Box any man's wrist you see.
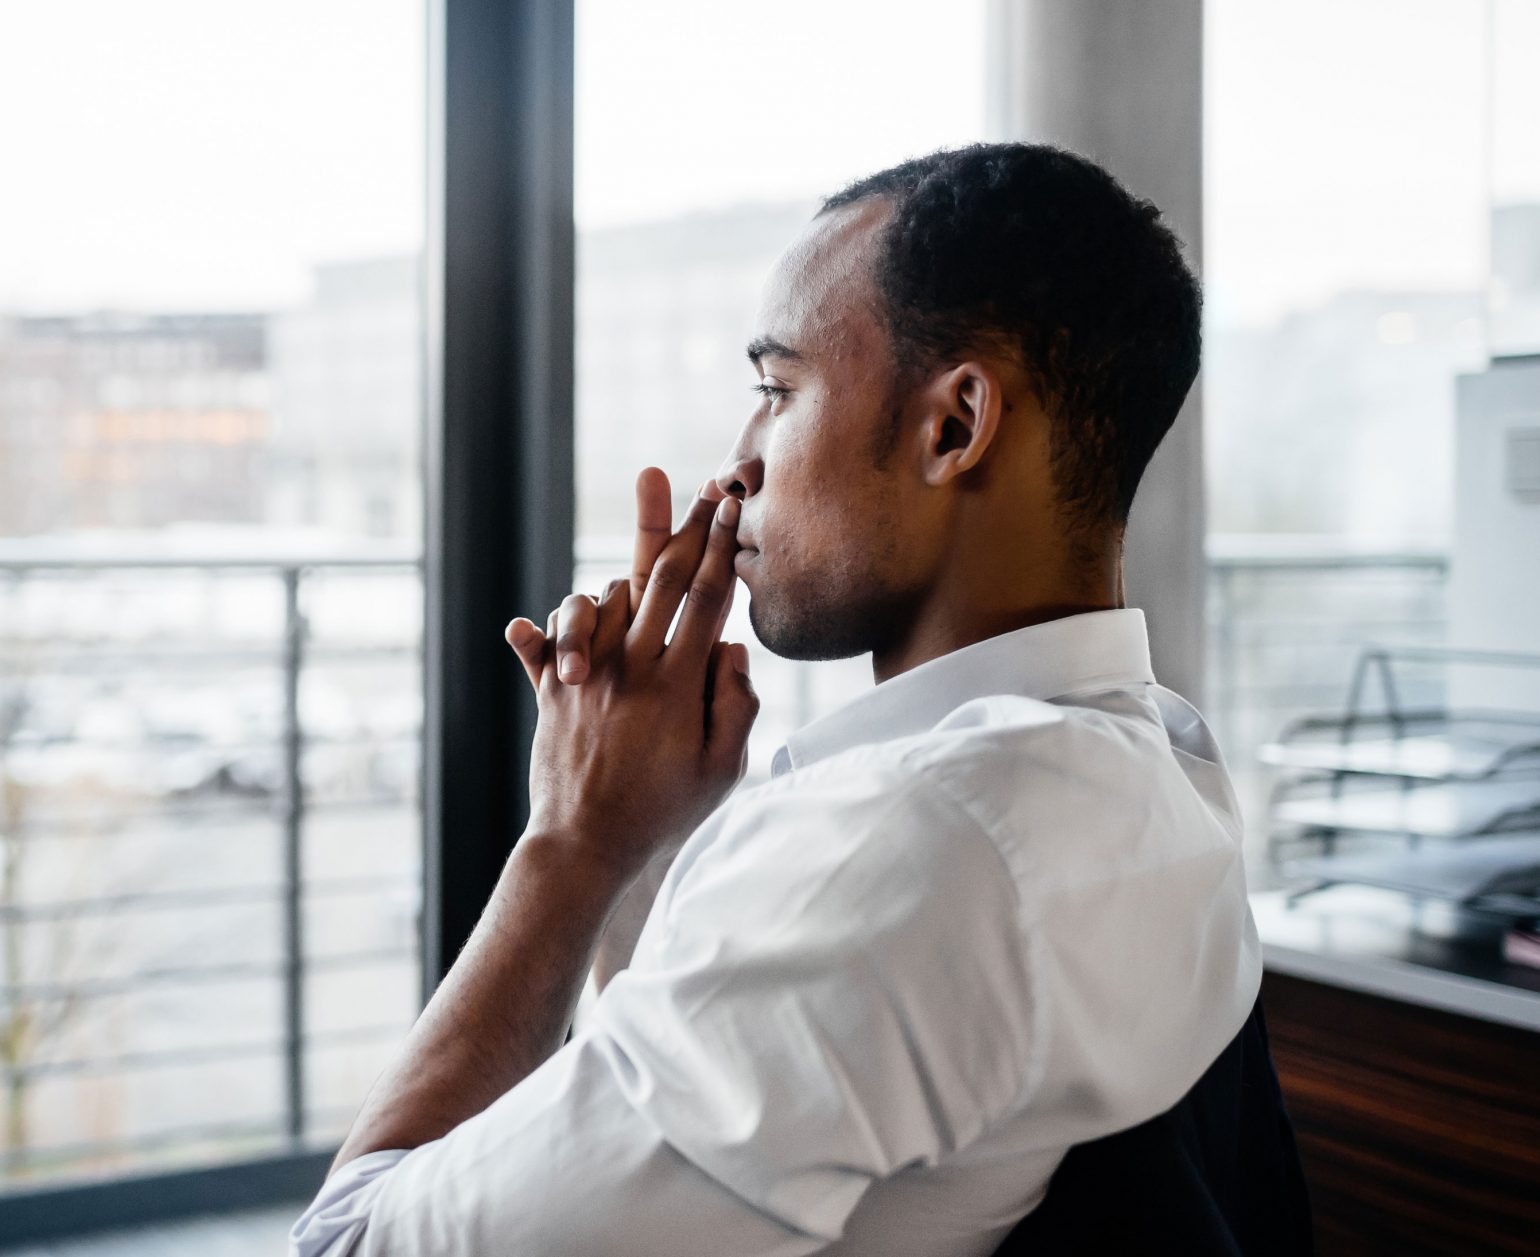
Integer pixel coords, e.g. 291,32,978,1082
511,823,644,908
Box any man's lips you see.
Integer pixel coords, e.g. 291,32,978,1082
733,522,759,573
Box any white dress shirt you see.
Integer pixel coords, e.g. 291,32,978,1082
291,607,1262,1256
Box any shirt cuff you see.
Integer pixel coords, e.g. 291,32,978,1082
289,1149,410,1257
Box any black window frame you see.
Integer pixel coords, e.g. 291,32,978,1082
0,0,574,1243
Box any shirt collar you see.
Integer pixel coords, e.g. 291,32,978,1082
770,607,1156,777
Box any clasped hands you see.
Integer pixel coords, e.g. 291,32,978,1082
504,468,759,886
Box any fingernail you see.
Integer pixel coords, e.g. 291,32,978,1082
559,656,582,680
717,497,740,524
730,643,750,675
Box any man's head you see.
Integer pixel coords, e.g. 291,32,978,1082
717,142,1201,668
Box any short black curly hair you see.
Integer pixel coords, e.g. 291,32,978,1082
821,142,1201,535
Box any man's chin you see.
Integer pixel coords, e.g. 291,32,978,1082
746,592,871,663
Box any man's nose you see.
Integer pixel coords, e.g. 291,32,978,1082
714,451,762,501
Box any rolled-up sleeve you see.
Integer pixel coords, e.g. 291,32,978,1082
291,766,1036,1256
291,1150,409,1255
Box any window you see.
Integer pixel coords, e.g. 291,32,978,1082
0,0,425,1196
1203,0,1540,879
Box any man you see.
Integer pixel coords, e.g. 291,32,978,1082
292,143,1308,1255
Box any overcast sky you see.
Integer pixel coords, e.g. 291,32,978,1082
0,0,1536,325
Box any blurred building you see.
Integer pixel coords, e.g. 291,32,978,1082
266,256,422,540
5,204,1525,558
0,259,427,545
575,200,814,540
1207,289,1487,542
0,314,268,535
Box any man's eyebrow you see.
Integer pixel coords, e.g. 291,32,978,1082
745,336,806,367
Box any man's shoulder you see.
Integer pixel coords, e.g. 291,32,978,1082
782,687,1168,778
772,691,1168,820
738,688,1235,903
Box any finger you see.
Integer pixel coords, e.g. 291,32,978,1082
505,617,546,690
543,608,560,689
713,571,736,643
630,467,673,617
591,577,630,662
706,641,758,777
627,489,720,656
667,495,741,663
555,593,600,684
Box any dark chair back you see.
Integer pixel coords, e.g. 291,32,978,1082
992,993,1313,1255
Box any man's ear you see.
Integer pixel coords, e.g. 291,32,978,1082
916,361,1003,486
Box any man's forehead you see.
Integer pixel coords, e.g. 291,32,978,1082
752,199,889,360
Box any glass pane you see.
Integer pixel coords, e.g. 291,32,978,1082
575,0,988,782
0,1,425,1191
1204,0,1493,880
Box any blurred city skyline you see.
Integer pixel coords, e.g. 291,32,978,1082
11,193,1536,547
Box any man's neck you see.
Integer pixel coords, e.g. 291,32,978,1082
871,595,1122,685
869,521,1126,684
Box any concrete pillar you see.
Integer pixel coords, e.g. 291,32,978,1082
986,0,1208,704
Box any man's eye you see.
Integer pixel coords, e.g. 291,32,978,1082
751,382,789,404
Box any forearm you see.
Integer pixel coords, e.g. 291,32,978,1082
330,829,634,1174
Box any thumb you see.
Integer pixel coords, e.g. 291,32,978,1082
707,641,759,768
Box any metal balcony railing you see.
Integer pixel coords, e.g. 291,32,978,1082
1205,535,1449,880
0,543,423,1184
